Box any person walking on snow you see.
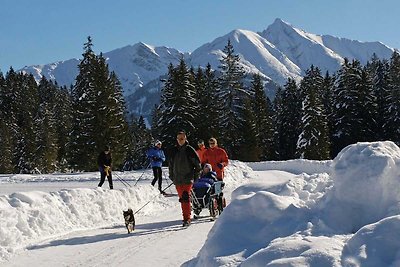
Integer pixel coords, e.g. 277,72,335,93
98,146,113,189
168,131,201,227
202,137,229,181
146,140,166,193
196,139,207,163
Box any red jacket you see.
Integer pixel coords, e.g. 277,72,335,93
202,146,228,180
196,146,207,163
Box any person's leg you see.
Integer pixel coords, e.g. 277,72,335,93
176,184,193,224
98,168,106,187
156,167,162,192
151,167,158,186
107,172,113,189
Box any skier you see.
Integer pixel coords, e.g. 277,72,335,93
146,140,166,193
168,130,201,227
98,146,113,189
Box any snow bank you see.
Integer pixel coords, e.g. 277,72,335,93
246,159,332,174
342,215,400,267
0,160,252,262
321,141,400,233
0,186,170,261
189,141,400,266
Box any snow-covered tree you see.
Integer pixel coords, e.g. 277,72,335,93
251,73,274,160
275,78,302,160
386,51,400,145
70,37,129,170
0,71,13,173
34,77,59,172
331,59,377,156
217,39,247,159
296,66,330,159
157,59,198,150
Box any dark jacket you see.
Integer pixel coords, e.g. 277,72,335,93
168,142,201,185
98,152,112,168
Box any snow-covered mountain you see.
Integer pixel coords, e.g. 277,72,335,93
20,18,394,121
21,42,184,96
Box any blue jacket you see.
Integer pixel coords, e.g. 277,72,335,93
193,172,217,189
146,146,166,167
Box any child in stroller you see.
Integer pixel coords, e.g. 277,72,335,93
191,163,225,220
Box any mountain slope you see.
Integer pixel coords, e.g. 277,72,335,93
19,19,395,121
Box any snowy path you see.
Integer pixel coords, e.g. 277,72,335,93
4,195,215,267
1,164,296,266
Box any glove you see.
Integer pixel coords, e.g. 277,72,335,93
153,156,159,161
104,165,111,176
217,163,223,169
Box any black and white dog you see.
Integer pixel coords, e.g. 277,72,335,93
123,208,135,233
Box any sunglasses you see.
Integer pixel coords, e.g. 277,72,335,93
209,142,215,145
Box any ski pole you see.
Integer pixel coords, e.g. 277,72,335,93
163,171,173,193
134,161,151,186
133,182,174,215
114,172,131,188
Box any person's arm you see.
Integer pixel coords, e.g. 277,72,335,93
188,146,201,179
160,150,166,162
216,149,229,169
168,148,175,182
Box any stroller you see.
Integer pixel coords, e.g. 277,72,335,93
191,176,226,220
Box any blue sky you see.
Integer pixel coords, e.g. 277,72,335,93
0,0,399,72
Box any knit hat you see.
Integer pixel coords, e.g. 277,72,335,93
154,140,162,146
204,163,212,171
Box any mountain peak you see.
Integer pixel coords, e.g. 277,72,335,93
261,18,297,37
271,18,292,27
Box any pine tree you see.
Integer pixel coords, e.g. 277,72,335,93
192,64,219,142
101,70,129,168
358,67,378,141
217,39,247,159
296,66,330,159
13,72,39,173
203,64,220,138
386,51,400,144
70,37,98,170
34,77,59,172
332,59,378,156
157,59,198,150
272,87,284,160
126,115,152,170
0,72,13,173
70,37,129,170
238,96,260,161
192,67,207,143
366,57,391,140
251,74,274,160
54,85,73,171
276,78,302,160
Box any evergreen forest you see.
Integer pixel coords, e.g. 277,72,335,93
0,38,399,173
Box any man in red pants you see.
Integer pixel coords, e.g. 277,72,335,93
168,131,201,227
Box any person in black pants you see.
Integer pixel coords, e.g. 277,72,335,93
146,140,166,193
98,146,113,189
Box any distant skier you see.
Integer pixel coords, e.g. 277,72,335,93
146,140,166,193
98,146,113,189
